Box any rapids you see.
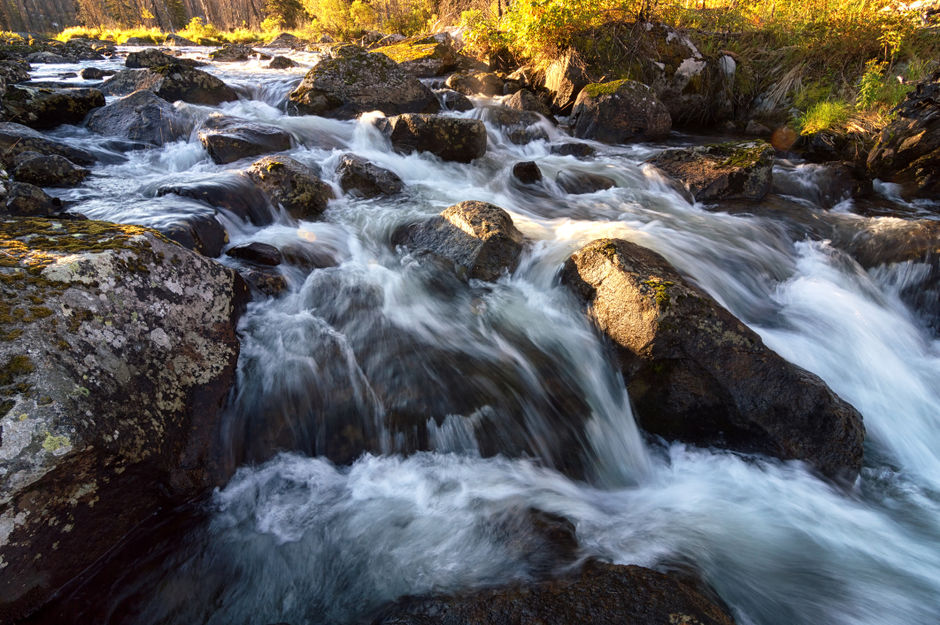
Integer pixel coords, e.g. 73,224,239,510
28,45,940,624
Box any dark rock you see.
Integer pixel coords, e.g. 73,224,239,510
370,38,458,77
337,153,403,198
12,154,89,187
561,238,865,480
157,175,275,226
280,241,341,270
647,141,774,202
0,122,95,167
372,560,736,625
389,114,487,163
0,86,104,130
100,65,238,105
511,161,542,184
392,200,523,281
244,155,334,220
435,88,473,112
86,90,194,146
772,161,871,208
125,48,202,68
0,58,30,86
198,116,293,165
123,36,157,45
239,265,289,297
98,69,162,96
445,70,505,97
164,33,197,46
504,88,553,118
867,68,940,198
480,106,548,145
226,241,283,266
551,142,596,158
79,67,112,80
571,79,671,143
556,170,615,194
288,45,440,119
268,55,296,69
210,43,260,62
2,181,62,216
26,50,69,63
266,33,306,49
157,212,229,257
0,218,246,621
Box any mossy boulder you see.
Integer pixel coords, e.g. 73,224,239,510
244,155,335,221
12,153,89,187
561,238,865,480
210,43,261,62
570,79,671,143
287,45,439,119
100,64,238,106
0,86,104,130
198,115,293,165
125,48,202,69
388,114,487,163
86,90,194,146
648,140,774,202
0,218,247,620
370,38,458,77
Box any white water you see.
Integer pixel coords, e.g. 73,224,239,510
33,47,940,625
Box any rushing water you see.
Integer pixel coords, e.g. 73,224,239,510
27,45,940,624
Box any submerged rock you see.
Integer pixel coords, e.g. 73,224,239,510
561,238,865,480
157,212,229,258
337,153,403,198
647,141,774,202
226,241,283,266
287,45,439,119
244,155,335,220
0,86,104,130
12,153,89,187
86,90,194,146
556,170,615,194
198,116,293,165
392,200,524,282
570,79,671,143
389,114,487,163
435,88,473,112
0,218,246,620
157,175,275,226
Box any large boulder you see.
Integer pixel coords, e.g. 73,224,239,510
0,218,246,620
287,45,440,119
648,141,774,202
0,86,104,130
244,155,335,220
0,122,95,168
337,153,403,198
12,153,89,187
1,182,62,216
157,212,229,258
445,70,505,97
504,88,553,118
542,50,589,113
373,560,736,625
571,79,671,143
867,68,940,198
100,65,238,105
156,175,275,226
265,32,306,49
86,90,194,146
561,238,865,480
370,38,458,77
388,114,487,163
125,48,202,68
198,116,293,165
392,201,523,282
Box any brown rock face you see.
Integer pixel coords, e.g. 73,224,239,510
388,114,487,163
372,560,736,625
561,238,865,480
100,64,238,105
647,141,774,202
571,79,671,143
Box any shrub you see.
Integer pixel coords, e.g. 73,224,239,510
798,100,851,134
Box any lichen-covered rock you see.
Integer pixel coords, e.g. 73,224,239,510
392,200,524,281
1,181,62,216
571,79,671,143
556,170,615,194
867,68,940,198
268,55,296,69
372,560,736,625
86,90,194,146
0,218,247,620
210,43,260,62
125,48,202,68
0,122,95,168
98,68,163,96
370,38,458,77
389,114,487,163
100,65,238,105
445,70,505,97
12,153,89,187
647,140,774,202
337,153,403,198
0,86,104,130
287,46,439,119
561,238,865,480
198,116,293,165
244,156,335,220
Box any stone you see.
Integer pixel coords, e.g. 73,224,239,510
268,55,296,69
336,153,403,198
561,238,865,480
445,71,505,97
435,88,473,112
157,212,229,258
288,45,439,119
0,86,104,130
198,116,293,165
164,33,197,46
0,59,31,86
480,106,548,145
12,154,89,187
2,181,62,216
392,200,524,282
647,141,774,202
0,218,247,621
266,33,306,49
125,48,202,68
86,90,194,146
571,79,671,143
550,142,596,158
556,170,615,194
388,114,487,163
0,122,95,168
504,88,553,118
239,265,289,297
542,50,589,113
210,43,260,62
100,65,238,105
512,161,542,185
226,241,283,266
370,38,458,77
244,156,335,221
79,67,112,80
157,175,275,226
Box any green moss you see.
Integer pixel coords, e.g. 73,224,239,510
709,141,771,169
42,432,70,452
0,354,34,386
643,278,674,309
372,42,439,64
583,79,631,98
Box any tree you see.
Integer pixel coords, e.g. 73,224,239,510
265,0,306,28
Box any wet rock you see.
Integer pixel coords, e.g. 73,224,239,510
157,175,275,226
2,181,62,216
86,90,194,146
571,79,671,143
123,36,157,45
0,58,31,86
79,67,112,80
445,70,505,97
392,200,524,281
0,86,104,130
226,241,283,266
551,142,596,158
542,50,589,113
648,141,774,202
371,38,458,77
98,68,162,96
337,153,403,198
244,155,334,220
0,218,246,621
210,43,260,62
389,114,487,163
157,212,229,257
435,88,473,112
101,65,238,105
12,153,89,187
288,45,439,119
239,265,289,297
867,68,940,198
0,122,95,167
480,106,548,145
512,161,542,184
164,33,197,46
26,50,69,63
561,238,865,480
772,161,871,208
556,170,615,194
125,48,202,68
198,116,293,165
268,55,296,69
266,32,306,49
372,560,736,625
504,88,553,118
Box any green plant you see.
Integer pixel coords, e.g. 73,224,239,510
798,100,851,134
